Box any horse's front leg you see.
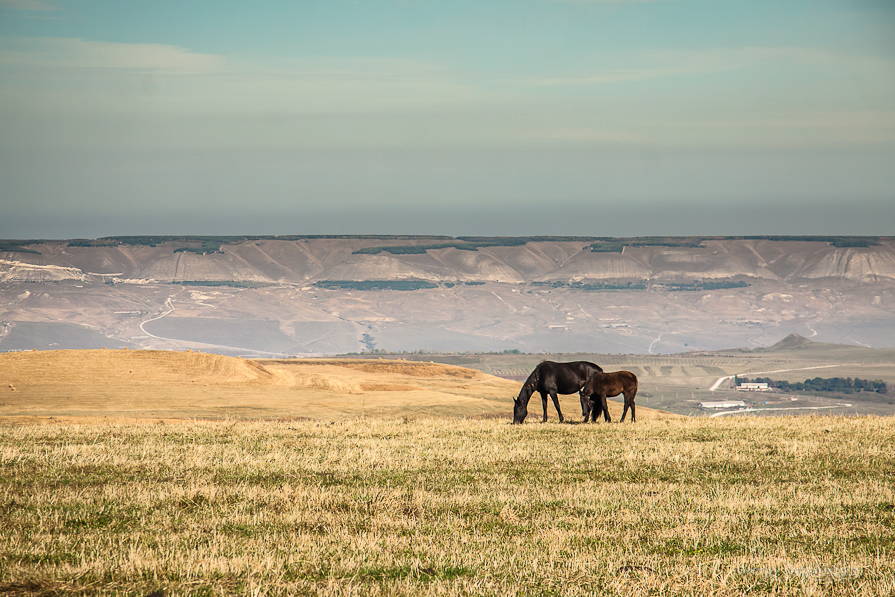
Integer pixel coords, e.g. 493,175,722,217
589,396,600,423
540,391,550,422
549,391,564,423
601,395,611,423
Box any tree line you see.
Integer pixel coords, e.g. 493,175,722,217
739,376,888,394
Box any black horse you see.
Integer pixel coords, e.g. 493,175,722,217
512,361,603,424
580,370,639,423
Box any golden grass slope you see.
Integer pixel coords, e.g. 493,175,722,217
0,349,675,422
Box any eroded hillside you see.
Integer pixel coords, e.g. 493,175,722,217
4,237,895,284
2,237,895,354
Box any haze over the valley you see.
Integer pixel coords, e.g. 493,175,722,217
2,236,894,356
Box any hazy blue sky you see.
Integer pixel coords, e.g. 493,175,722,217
1,0,893,238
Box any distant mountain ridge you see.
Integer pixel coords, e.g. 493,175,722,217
3,237,895,355
2,236,895,285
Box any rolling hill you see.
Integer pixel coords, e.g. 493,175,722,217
0,349,676,423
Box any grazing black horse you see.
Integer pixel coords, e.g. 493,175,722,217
580,370,639,423
512,361,603,424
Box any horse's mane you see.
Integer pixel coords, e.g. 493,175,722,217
525,364,543,387
516,364,542,402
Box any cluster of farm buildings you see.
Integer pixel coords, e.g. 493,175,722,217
699,381,771,410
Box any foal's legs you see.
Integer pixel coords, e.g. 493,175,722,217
586,395,599,422
579,391,591,422
582,394,609,423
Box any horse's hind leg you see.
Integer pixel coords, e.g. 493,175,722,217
550,391,564,423
621,386,638,422
579,391,590,422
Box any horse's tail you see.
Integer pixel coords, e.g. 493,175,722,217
626,372,638,404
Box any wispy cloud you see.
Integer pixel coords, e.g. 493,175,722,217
2,36,892,154
0,37,482,123
647,45,885,70
0,37,225,73
0,0,56,11
521,67,692,87
516,45,894,88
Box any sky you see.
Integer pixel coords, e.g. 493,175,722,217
1,0,893,239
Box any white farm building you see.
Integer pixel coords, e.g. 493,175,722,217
736,382,770,391
699,400,747,409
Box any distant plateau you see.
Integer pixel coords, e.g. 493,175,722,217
2,235,895,355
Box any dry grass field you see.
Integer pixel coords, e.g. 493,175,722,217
1,416,893,596
1,349,891,596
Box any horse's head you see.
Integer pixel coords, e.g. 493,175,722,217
512,383,534,424
581,371,600,397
